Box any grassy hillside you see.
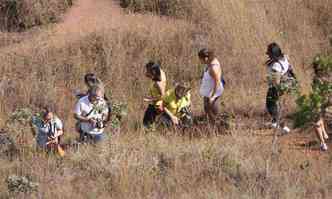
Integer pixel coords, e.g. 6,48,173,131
0,0,72,31
0,0,331,198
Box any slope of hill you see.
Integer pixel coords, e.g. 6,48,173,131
0,0,331,198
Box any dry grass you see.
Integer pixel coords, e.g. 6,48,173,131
0,0,332,198
0,0,72,31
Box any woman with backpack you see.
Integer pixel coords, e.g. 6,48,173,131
32,106,65,156
265,42,296,133
143,61,167,128
198,49,224,122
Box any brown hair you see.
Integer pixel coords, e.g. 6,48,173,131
42,105,56,118
198,48,215,62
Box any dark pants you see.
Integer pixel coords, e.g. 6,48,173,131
143,104,159,128
266,87,281,124
203,97,220,119
79,132,106,143
159,112,193,128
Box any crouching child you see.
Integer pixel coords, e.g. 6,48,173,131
159,83,193,128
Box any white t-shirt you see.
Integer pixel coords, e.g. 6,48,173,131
269,57,290,76
74,96,108,135
200,60,224,99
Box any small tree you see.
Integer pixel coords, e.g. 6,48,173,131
294,55,332,128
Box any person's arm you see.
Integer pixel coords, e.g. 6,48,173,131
156,80,166,97
74,102,95,124
209,65,221,100
163,107,179,125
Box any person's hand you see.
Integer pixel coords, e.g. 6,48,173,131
88,118,97,126
144,97,153,102
47,137,58,145
171,116,179,125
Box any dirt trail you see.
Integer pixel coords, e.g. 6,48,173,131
0,0,185,56
0,0,123,54
54,0,122,38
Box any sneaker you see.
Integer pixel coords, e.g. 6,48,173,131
320,143,328,151
282,126,290,134
271,122,278,128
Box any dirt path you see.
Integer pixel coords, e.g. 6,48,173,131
54,0,122,38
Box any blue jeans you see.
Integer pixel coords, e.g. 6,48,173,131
80,133,106,143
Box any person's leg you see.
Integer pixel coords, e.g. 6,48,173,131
143,105,158,128
203,97,217,122
210,97,220,116
266,87,280,126
203,97,210,116
314,118,328,150
320,119,329,139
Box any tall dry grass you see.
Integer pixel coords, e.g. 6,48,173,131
0,0,331,198
0,0,72,31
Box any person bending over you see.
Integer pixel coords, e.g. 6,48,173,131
143,61,167,128
160,83,192,127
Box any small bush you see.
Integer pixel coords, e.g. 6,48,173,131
294,55,332,127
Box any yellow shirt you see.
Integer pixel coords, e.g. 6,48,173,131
149,83,163,107
163,89,191,117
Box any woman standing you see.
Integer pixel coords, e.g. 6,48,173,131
143,61,167,128
198,49,224,122
265,42,294,133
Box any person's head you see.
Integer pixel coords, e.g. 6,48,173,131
42,105,55,122
84,73,99,88
266,42,284,60
145,61,161,81
198,48,215,64
174,83,191,100
88,86,104,104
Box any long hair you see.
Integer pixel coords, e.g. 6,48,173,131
265,42,284,65
146,61,161,81
198,48,216,62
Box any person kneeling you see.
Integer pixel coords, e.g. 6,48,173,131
74,86,109,143
32,106,65,156
160,84,193,128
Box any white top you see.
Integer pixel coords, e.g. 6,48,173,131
200,61,224,99
268,57,290,76
74,96,109,135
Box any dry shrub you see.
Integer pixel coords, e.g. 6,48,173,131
0,0,72,31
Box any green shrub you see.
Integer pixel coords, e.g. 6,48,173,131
294,55,332,127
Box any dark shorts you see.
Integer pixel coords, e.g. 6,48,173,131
143,104,160,128
203,96,220,115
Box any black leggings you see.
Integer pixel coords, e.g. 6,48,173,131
266,87,281,123
143,105,159,128
203,97,220,116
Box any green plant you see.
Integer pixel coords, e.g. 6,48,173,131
294,55,332,127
